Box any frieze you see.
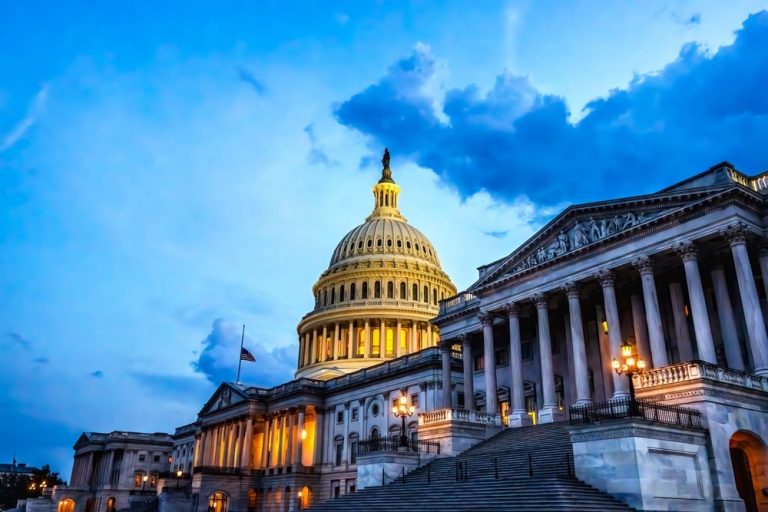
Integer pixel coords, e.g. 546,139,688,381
570,426,706,445
508,211,653,275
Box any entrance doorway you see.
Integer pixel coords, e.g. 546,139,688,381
729,430,768,512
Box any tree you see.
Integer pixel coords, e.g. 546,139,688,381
0,466,65,510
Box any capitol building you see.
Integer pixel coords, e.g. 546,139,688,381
30,155,768,512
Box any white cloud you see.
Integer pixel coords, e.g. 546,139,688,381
0,84,48,152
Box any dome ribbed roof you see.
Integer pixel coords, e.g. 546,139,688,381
329,218,441,267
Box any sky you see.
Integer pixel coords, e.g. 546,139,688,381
1,0,768,476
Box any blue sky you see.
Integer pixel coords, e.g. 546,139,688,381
2,1,767,476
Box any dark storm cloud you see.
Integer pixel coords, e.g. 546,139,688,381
335,12,768,205
192,318,296,388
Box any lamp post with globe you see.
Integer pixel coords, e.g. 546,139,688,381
392,394,416,448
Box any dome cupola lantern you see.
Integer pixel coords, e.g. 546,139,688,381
368,148,405,222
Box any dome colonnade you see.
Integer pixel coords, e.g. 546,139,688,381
296,149,457,379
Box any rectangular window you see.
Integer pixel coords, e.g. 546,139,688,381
410,394,419,408
133,473,143,487
336,411,344,424
400,329,407,349
357,328,366,356
521,342,533,361
138,454,146,462
385,328,394,356
350,442,358,464
495,348,508,366
474,355,484,371
457,392,465,408
351,408,358,421
153,455,160,463
335,443,343,466
372,329,381,357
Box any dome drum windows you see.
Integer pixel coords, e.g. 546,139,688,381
387,281,394,299
374,281,381,299
362,282,369,299
400,282,407,299
423,285,429,303
339,285,345,302
350,283,356,301
412,283,419,302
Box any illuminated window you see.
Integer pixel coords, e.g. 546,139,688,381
374,281,381,299
357,328,366,356
350,283,356,300
411,394,419,407
149,473,158,487
208,492,228,512
399,282,406,299
106,498,116,512
412,284,418,301
399,328,407,350
372,329,381,357
385,328,394,356
133,473,143,487
362,282,368,299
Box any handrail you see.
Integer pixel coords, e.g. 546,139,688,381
358,436,441,455
569,398,702,428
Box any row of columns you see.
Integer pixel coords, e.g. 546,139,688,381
445,225,768,425
299,320,435,368
314,280,443,309
196,416,253,469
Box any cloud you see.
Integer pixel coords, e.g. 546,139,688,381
90,370,104,378
483,230,508,239
0,85,48,152
193,318,297,388
335,12,768,205
6,332,31,350
33,357,49,365
303,123,338,166
236,66,267,95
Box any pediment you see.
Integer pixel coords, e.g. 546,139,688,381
199,383,247,416
471,186,740,290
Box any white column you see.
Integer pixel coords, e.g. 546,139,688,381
675,241,717,364
286,411,295,468
396,319,402,357
722,223,768,375
596,271,629,398
241,417,252,469
364,320,371,358
711,264,746,370
342,403,351,464
759,246,768,301
294,407,305,467
411,322,418,352
348,320,354,358
440,342,452,408
563,283,592,404
534,293,562,423
313,408,324,466
630,293,652,363
321,326,328,362
461,334,475,411
506,303,530,426
633,256,668,367
669,281,694,362
479,312,498,414
334,323,340,360
311,329,318,364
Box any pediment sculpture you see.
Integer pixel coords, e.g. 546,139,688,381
509,211,651,275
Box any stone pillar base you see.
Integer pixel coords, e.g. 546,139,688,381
508,411,533,428
356,452,420,491
418,408,502,456
538,406,564,424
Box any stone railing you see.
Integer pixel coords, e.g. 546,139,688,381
418,408,502,427
301,298,437,321
633,361,768,392
438,292,478,315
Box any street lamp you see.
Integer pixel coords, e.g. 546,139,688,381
175,469,182,488
392,394,416,447
611,340,646,415
297,490,303,511
141,474,148,491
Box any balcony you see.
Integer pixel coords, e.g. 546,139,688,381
633,360,768,392
418,408,502,427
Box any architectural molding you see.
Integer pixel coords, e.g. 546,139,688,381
570,426,706,446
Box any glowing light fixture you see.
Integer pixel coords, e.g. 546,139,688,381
301,428,307,441
602,320,609,334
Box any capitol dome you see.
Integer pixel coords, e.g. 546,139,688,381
296,149,457,380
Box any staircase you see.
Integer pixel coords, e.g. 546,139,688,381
307,422,633,511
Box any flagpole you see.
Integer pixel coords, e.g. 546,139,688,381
236,324,245,383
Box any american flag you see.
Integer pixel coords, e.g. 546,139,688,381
240,347,256,362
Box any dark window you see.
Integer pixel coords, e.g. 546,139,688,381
335,443,343,466
350,442,358,464
400,282,406,299
387,281,394,299
337,411,344,424
339,285,345,302
495,348,508,366
457,392,465,408
362,282,368,299
551,335,560,355
406,241,411,249
474,355,485,371
433,288,438,305
387,239,392,247
521,342,533,360
138,455,146,462
153,455,160,463
374,281,381,299
350,283,356,300
588,369,595,398
371,404,380,417
397,240,402,248
371,427,380,439
411,394,419,407
324,289,328,306
423,285,429,303
555,375,565,410
351,408,358,421
377,239,382,247
331,288,335,304
412,284,418,301
367,239,372,248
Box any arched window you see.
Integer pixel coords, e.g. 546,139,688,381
406,241,411,249
387,281,394,299
330,288,335,305
423,285,429,303
370,426,380,439
362,282,368,299
412,283,418,301
323,289,328,306
433,288,438,305
106,498,116,512
400,282,406,299
57,500,75,512
374,281,381,299
377,239,382,247
209,492,228,512
387,239,392,247
339,285,345,302
350,283,356,300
